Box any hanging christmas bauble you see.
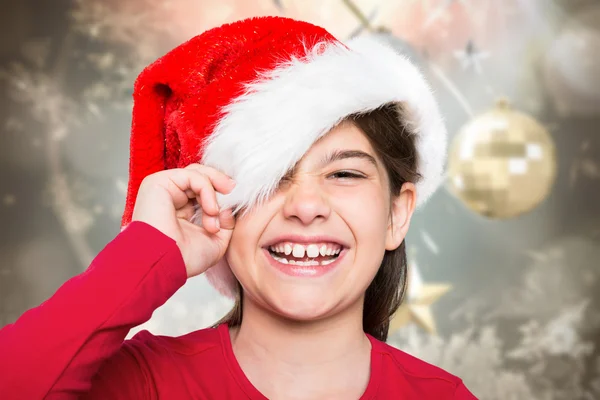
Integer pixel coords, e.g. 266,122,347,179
447,99,557,219
543,4,600,117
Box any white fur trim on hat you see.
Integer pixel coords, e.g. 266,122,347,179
200,35,447,297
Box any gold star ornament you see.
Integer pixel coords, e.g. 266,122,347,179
389,262,452,335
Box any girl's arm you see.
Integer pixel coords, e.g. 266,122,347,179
0,221,187,399
455,382,478,399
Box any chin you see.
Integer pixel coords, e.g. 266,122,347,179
263,285,340,322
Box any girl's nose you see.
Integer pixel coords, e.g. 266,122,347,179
281,178,331,225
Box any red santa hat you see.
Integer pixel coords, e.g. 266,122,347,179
121,16,447,297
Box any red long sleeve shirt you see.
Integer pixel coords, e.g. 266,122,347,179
0,221,478,399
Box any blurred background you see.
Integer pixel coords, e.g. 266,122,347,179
1,0,599,398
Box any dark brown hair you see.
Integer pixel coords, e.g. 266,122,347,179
214,102,421,342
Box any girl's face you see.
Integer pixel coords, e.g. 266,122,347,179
226,121,415,321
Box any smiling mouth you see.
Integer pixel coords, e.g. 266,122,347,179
266,245,342,266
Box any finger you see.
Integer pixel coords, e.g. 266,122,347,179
184,164,236,194
164,177,196,210
182,170,220,216
218,208,236,230
196,175,220,217
167,170,219,216
138,173,187,210
202,209,220,234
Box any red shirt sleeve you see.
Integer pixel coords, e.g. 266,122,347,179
455,381,478,399
0,221,187,399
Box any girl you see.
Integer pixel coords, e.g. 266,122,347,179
0,17,477,399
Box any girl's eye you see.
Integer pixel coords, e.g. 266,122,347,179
329,171,365,179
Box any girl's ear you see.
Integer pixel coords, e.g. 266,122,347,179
385,182,416,251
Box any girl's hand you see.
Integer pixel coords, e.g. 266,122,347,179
131,164,236,278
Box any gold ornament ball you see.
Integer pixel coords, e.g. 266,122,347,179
447,100,557,219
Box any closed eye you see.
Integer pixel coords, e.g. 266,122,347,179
329,170,365,179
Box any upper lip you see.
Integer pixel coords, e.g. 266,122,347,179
263,234,350,248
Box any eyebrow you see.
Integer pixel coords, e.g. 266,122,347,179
319,149,378,168
283,149,378,179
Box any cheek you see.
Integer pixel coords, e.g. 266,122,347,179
335,187,389,275
334,185,389,234
225,208,274,286
226,219,257,279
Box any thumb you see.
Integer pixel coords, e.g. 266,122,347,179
218,208,236,230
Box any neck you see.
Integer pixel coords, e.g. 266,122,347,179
229,295,372,399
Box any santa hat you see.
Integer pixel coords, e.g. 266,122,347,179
121,16,447,297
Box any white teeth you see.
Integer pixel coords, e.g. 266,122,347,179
320,245,327,256
292,244,305,258
270,242,343,258
269,252,340,266
288,259,321,266
306,244,319,258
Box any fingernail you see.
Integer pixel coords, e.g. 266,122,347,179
214,217,220,230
